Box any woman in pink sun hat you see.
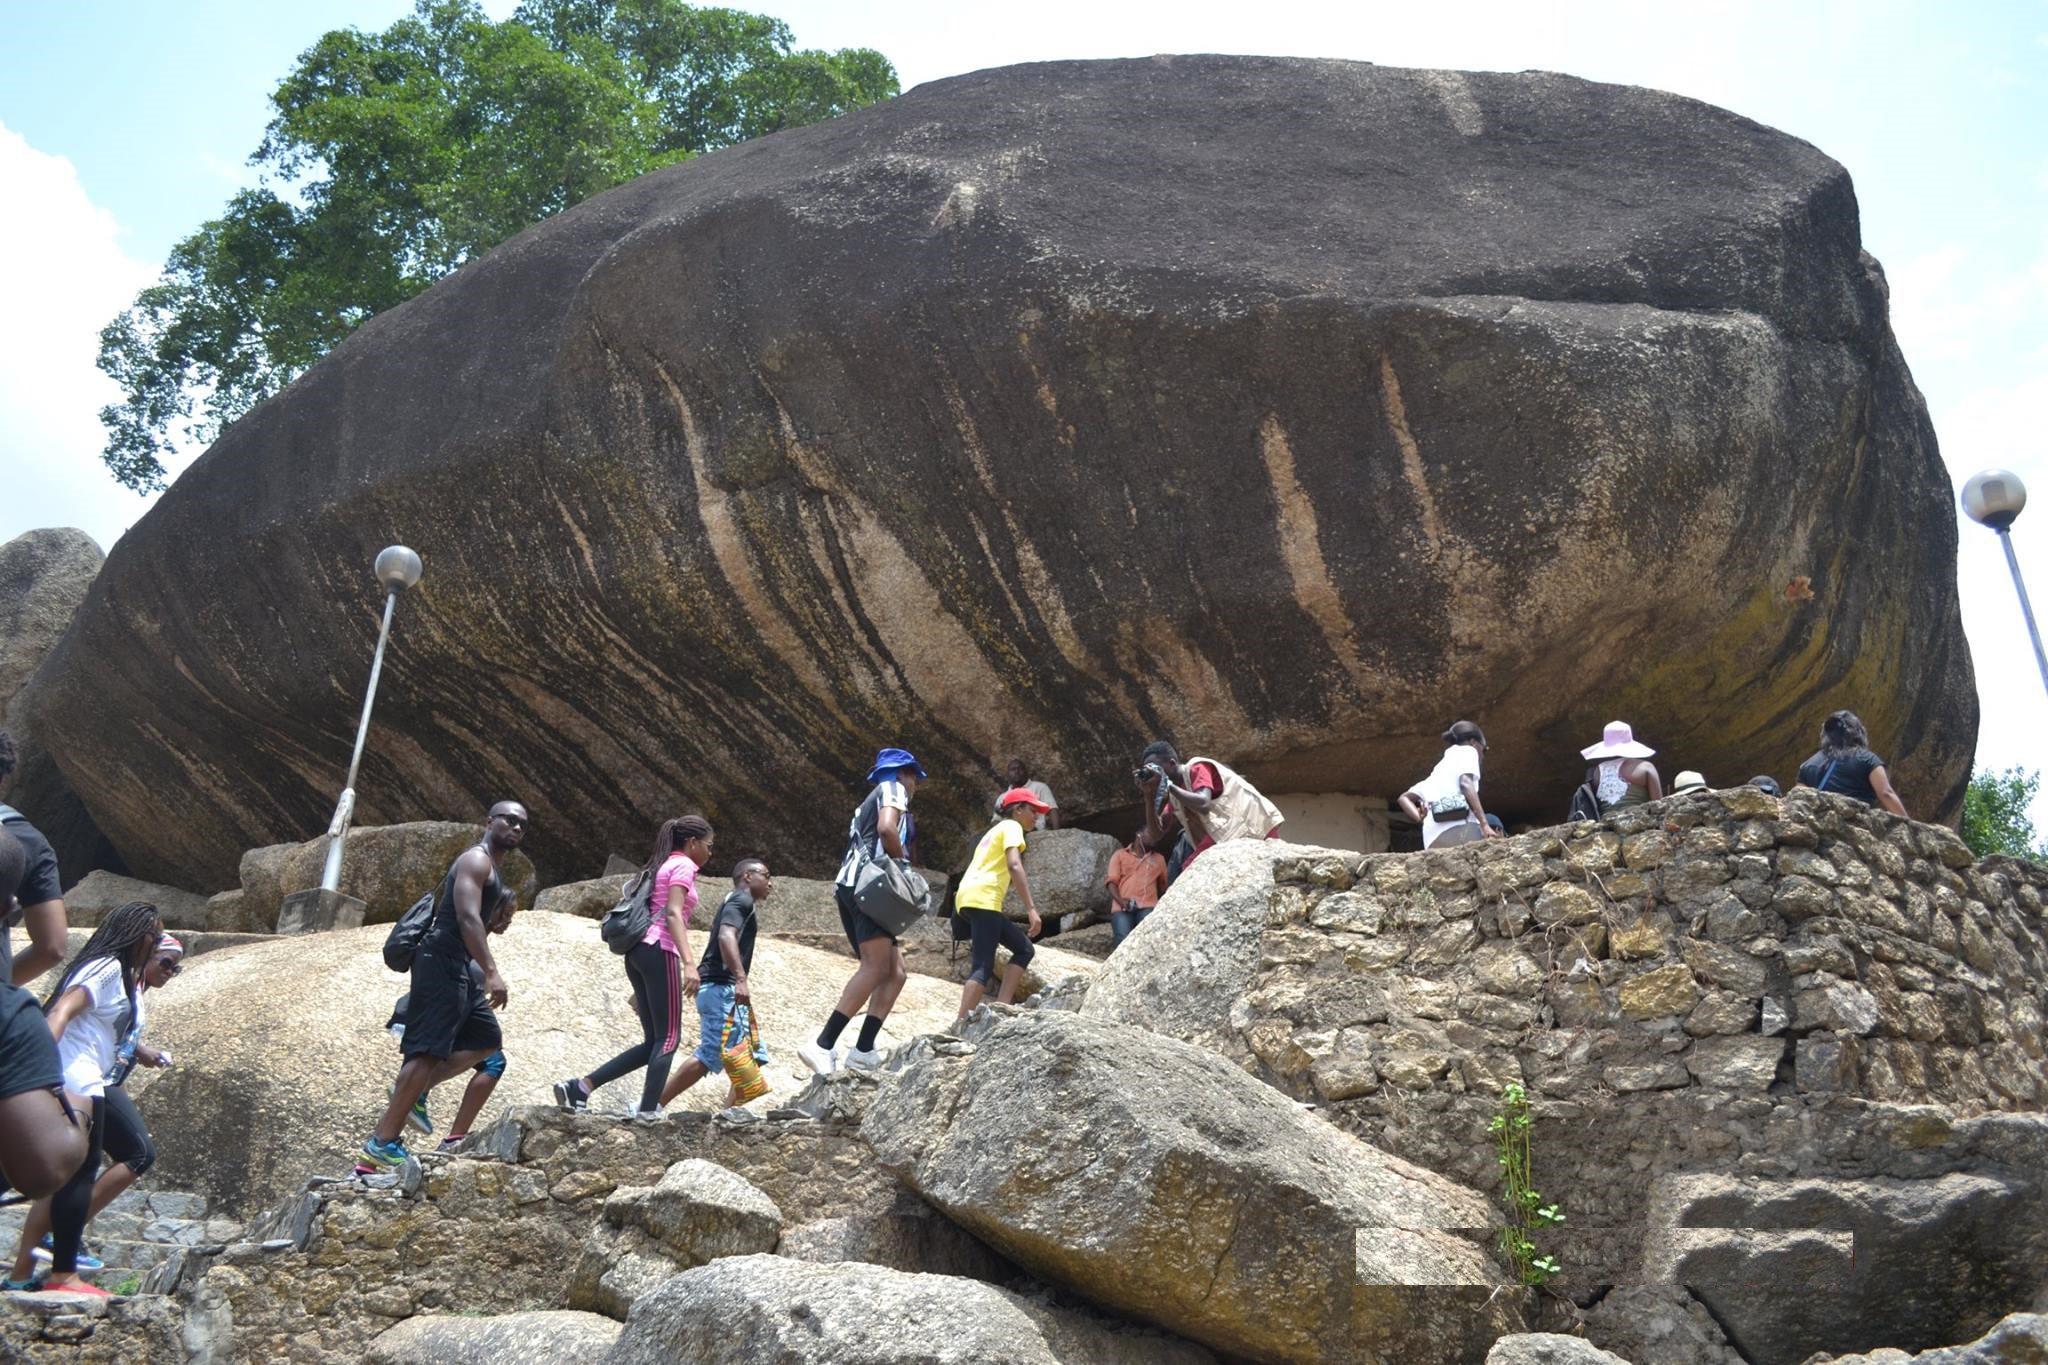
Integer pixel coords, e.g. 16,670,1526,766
1580,721,1664,815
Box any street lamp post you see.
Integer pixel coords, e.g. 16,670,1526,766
318,545,425,892
1962,469,2048,701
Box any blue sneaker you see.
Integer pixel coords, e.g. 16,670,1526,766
390,1084,432,1135
2,1276,42,1292
29,1236,102,1272
354,1135,410,1175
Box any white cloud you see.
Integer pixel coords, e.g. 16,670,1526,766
0,121,163,552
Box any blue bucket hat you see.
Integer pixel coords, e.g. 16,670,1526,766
866,747,928,784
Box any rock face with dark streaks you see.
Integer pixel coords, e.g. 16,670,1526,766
21,56,1975,889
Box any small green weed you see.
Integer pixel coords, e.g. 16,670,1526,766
1488,1082,1565,1287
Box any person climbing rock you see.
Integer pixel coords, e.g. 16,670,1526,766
1136,741,1283,872
1796,710,1908,817
1104,827,1167,948
996,757,1060,830
660,858,771,1110
386,887,517,1151
1397,721,1499,849
0,731,71,988
0,828,86,1205
799,748,925,1076
953,790,1047,1025
555,815,712,1119
23,932,182,1278
359,802,525,1174
1580,721,1664,813
5,900,164,1297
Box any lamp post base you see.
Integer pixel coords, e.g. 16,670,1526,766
277,888,368,935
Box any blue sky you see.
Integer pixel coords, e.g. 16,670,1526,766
3,0,2045,820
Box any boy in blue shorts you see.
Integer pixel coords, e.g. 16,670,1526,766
661,859,771,1111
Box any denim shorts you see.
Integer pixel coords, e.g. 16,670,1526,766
694,982,768,1071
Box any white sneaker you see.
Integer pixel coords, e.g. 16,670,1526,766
621,1106,665,1122
797,1040,835,1076
843,1046,885,1071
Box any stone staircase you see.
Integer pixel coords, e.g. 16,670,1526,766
0,1187,240,1289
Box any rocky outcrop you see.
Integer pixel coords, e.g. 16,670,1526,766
64,870,211,930
1576,1286,1744,1365
862,1010,1518,1364
21,56,1973,892
1000,828,1119,927
368,1311,620,1365
567,1158,783,1318
0,1290,184,1363
131,912,969,1215
1485,1337,1632,1365
606,1255,1217,1365
1811,1313,2048,1363
0,527,117,885
273,822,538,924
1082,788,2048,1360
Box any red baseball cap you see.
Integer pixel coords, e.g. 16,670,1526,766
996,786,1052,814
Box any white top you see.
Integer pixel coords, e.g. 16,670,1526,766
835,779,911,888
1413,744,1482,849
57,958,133,1099
995,779,1057,831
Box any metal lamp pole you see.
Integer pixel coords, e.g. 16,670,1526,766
1962,470,2048,700
319,545,425,892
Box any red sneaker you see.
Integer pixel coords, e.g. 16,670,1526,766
42,1280,113,1298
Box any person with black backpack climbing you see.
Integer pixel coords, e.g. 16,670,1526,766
384,886,517,1150
798,748,926,1077
358,801,526,1175
553,815,713,1119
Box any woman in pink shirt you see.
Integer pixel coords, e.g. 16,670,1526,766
554,814,713,1118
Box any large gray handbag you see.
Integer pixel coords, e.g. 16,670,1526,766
852,854,933,937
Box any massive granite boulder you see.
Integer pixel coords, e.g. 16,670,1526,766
21,56,1975,890
0,527,118,885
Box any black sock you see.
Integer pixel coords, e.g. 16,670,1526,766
856,1015,885,1052
817,1010,852,1050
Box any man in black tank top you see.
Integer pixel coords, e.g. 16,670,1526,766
359,801,528,1172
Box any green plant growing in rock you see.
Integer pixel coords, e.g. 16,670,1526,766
1489,1082,1564,1286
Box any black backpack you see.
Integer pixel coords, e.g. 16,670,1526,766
1567,778,1602,824
383,886,439,972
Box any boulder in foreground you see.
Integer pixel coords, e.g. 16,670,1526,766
863,1010,1517,1364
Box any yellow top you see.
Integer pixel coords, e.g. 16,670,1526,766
955,818,1027,911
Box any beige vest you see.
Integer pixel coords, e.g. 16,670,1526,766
1172,757,1283,845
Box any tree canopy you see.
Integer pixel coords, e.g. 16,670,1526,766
1960,765,2047,862
97,0,897,491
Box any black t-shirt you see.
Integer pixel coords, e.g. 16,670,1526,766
0,807,64,982
1798,748,1885,806
422,850,505,961
697,889,758,986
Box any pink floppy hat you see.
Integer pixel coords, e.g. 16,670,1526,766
1581,721,1656,761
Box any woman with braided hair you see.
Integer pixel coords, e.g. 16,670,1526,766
554,815,713,1118
4,900,163,1296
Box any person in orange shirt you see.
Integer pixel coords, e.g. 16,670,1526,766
1104,829,1168,949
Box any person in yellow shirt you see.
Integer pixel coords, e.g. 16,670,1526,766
953,788,1048,1025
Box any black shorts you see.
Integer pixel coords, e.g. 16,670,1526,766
403,949,501,1060
836,882,897,950
963,907,1034,985
0,982,60,1101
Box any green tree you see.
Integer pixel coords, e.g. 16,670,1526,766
1960,766,2048,861
97,0,896,491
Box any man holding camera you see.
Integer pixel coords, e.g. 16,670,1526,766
1135,741,1284,873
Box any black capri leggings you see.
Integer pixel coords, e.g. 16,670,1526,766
101,1084,155,1177
964,908,1035,986
584,941,684,1114
49,1095,104,1274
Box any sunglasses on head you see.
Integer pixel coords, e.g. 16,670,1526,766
155,958,181,976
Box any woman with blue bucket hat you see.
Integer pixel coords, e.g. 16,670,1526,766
798,747,926,1075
